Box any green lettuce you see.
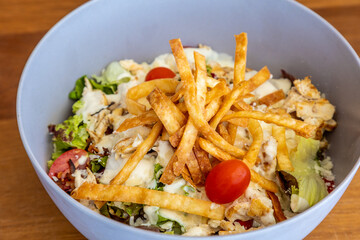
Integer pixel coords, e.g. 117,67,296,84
69,76,86,100
90,156,108,173
182,185,195,196
68,62,131,99
49,114,89,160
151,163,165,191
91,61,131,94
100,202,143,221
157,214,184,235
289,137,328,212
72,100,84,113
206,65,212,77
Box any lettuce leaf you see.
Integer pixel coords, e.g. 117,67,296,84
99,202,144,222
289,137,328,212
72,100,84,113
68,62,131,100
48,114,89,160
157,214,184,235
91,61,131,94
151,163,165,191
90,156,108,173
69,76,86,100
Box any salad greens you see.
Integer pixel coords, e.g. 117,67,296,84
90,156,108,173
157,214,184,235
100,202,144,221
49,114,89,160
69,62,131,99
289,137,328,212
152,163,165,191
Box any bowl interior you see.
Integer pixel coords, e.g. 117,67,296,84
17,0,360,238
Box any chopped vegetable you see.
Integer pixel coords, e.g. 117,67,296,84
90,156,108,173
69,76,86,100
48,115,89,159
152,163,165,191
289,137,328,212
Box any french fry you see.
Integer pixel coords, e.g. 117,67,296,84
169,97,221,148
127,78,179,101
218,123,231,143
272,125,294,171
233,33,248,86
204,97,222,121
147,88,186,135
209,66,270,129
221,110,317,138
160,127,169,141
194,51,208,112
243,119,263,168
170,38,246,158
125,98,146,115
172,118,198,176
227,123,238,145
255,89,285,106
193,140,212,178
172,52,207,177
250,170,278,193
184,151,203,184
162,98,221,184
126,79,179,115
206,76,221,88
181,166,196,188
259,89,285,106
234,99,252,111
116,110,158,132
266,191,287,222
160,153,178,184
226,118,248,128
72,182,225,220
235,93,255,102
198,137,235,161
169,125,185,147
110,122,162,185
205,80,230,105
171,84,185,102
176,102,187,113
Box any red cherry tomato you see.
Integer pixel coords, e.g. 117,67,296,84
235,219,253,230
322,177,335,193
205,159,250,204
145,67,176,81
48,149,88,180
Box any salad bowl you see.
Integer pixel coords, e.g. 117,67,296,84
17,0,360,239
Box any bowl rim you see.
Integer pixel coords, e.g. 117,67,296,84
16,0,360,239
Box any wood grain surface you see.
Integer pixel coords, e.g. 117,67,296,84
0,0,359,239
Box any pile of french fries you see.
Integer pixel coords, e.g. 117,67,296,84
72,33,318,222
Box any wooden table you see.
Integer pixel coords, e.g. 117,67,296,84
0,0,359,239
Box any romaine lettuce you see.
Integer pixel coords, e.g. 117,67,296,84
91,61,131,94
69,76,86,100
68,62,131,99
289,137,328,212
151,163,165,191
48,114,89,160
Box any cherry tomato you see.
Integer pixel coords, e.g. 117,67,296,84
145,67,176,81
205,159,250,204
322,177,335,193
48,149,88,180
236,219,253,230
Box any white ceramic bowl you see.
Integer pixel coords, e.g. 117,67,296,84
17,0,360,239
